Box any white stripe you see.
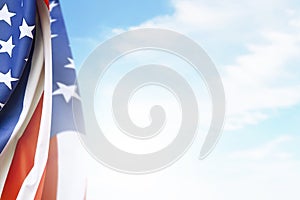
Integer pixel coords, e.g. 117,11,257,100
56,132,87,200
16,0,53,199
0,19,45,194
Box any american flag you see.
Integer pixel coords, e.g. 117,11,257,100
0,0,85,199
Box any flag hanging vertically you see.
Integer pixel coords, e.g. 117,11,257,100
0,0,85,199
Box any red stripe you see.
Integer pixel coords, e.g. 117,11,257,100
41,136,58,200
35,167,47,200
33,137,59,199
44,0,49,7
84,182,87,200
1,96,43,200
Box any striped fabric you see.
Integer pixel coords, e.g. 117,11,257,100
0,0,85,199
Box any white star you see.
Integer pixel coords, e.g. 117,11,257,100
24,58,28,62
64,58,75,69
53,82,80,103
0,69,18,90
0,102,4,109
51,34,58,39
0,4,16,26
19,18,35,39
50,16,57,24
49,1,58,12
0,36,15,57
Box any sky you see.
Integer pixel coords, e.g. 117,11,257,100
58,0,300,199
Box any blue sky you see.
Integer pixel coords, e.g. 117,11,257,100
57,0,300,199
61,0,173,32
60,1,173,65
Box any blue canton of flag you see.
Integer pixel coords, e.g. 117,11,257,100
0,0,36,153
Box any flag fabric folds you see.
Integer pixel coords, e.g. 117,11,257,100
0,0,85,199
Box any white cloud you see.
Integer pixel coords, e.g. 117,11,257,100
110,0,300,130
224,30,300,129
229,135,293,160
131,0,238,31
